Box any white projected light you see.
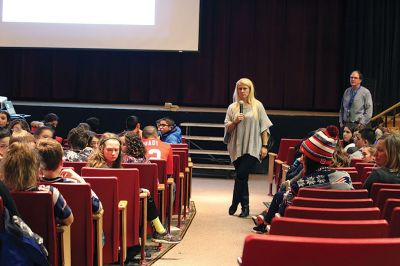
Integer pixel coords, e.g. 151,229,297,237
0,0,200,51
2,0,155,25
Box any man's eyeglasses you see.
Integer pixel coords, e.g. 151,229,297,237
157,124,170,127
350,76,360,80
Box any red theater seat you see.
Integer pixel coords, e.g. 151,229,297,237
285,206,380,220
292,197,374,208
297,187,368,199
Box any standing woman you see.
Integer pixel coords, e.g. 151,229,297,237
224,78,273,217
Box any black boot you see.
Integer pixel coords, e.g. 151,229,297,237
228,204,238,215
238,206,249,218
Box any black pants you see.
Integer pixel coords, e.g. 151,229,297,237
147,196,159,221
232,154,258,208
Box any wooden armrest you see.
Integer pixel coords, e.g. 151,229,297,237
188,162,193,167
268,152,277,157
275,159,284,165
92,209,104,266
118,200,127,264
282,163,290,171
140,192,148,262
188,157,192,162
167,177,174,185
57,224,71,266
158,184,165,191
118,200,128,210
179,172,184,179
185,167,189,173
140,192,148,199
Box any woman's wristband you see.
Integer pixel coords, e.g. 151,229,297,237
262,145,268,148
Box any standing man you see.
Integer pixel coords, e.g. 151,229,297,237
339,70,373,128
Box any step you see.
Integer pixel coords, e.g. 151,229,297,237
189,149,229,155
193,163,234,170
183,135,224,141
180,122,225,128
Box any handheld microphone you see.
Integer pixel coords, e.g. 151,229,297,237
239,100,244,114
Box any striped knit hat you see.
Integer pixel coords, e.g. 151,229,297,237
300,125,339,165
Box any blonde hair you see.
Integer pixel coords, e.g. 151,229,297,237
1,142,39,191
232,78,260,119
87,132,122,168
382,133,400,172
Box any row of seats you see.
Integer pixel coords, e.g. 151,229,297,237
239,185,400,266
5,144,192,266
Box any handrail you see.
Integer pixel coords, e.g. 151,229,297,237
370,101,400,122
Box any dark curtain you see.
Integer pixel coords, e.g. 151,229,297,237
343,0,400,111
1,0,396,112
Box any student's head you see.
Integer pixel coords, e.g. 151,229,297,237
1,142,40,191
300,125,339,174
156,117,175,135
85,117,100,133
88,132,100,150
361,146,376,163
67,126,90,150
10,131,36,148
43,113,59,128
88,133,122,168
142,126,159,139
342,122,357,143
332,144,350,167
0,128,11,161
34,126,54,140
77,122,90,131
36,138,63,171
375,133,400,171
0,110,10,128
125,131,146,159
9,119,31,133
126,116,140,131
30,121,45,133
354,127,375,148
350,70,363,88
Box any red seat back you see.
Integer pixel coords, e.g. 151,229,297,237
292,197,374,208
381,198,400,221
81,167,140,247
51,183,93,266
285,206,381,220
276,138,302,161
355,162,376,175
269,216,388,238
170,143,188,149
371,183,400,204
172,154,182,214
83,176,119,264
122,163,159,210
350,158,364,167
62,161,88,175
376,188,400,210
11,191,58,266
240,234,400,266
149,159,168,184
389,207,400,237
297,188,368,199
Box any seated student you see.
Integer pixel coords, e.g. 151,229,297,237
63,127,94,162
9,119,31,134
43,113,59,130
363,133,400,193
341,122,358,154
87,133,180,244
37,138,102,213
0,128,10,161
350,127,376,159
33,126,54,141
0,110,10,129
252,126,353,234
30,121,45,134
142,126,174,177
85,117,101,134
156,117,182,144
361,146,376,163
124,115,142,138
122,131,149,163
1,142,74,226
87,131,100,150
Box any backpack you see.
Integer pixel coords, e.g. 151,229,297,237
0,207,49,266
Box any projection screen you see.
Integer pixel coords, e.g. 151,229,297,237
0,0,200,51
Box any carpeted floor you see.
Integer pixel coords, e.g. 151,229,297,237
153,174,273,266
